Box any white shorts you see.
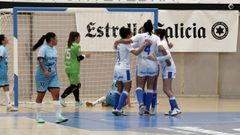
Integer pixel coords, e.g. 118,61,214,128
136,62,158,77
114,65,131,83
162,65,176,79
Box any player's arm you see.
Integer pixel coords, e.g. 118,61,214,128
77,53,91,62
157,38,171,66
165,36,173,49
77,55,85,61
114,34,141,49
131,39,151,56
76,45,91,62
168,42,173,49
157,50,171,62
158,46,171,66
114,39,133,50
147,51,171,62
38,58,49,78
37,48,49,78
116,38,133,44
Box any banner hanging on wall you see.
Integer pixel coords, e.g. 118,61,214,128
158,10,239,52
75,8,154,52
75,9,239,52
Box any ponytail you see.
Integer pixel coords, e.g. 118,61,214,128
33,35,45,51
143,20,153,36
33,32,56,51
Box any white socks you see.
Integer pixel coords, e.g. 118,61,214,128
4,91,11,107
54,100,62,117
36,101,62,118
93,96,106,105
36,103,42,118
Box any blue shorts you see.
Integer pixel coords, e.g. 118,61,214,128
0,72,9,87
35,74,60,93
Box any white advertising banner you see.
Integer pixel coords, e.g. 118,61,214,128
75,9,239,52
75,8,154,52
158,10,239,52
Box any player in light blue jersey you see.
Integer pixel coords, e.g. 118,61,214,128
33,32,68,124
86,80,118,106
112,27,150,116
0,34,18,112
86,80,132,107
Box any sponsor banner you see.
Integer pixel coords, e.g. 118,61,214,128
75,8,154,52
158,10,239,52
76,9,238,52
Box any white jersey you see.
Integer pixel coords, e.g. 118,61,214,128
131,33,159,77
131,33,159,66
116,43,133,69
114,43,132,82
158,38,176,72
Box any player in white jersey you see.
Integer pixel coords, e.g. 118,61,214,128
0,35,18,112
148,28,181,116
112,27,150,116
114,20,160,115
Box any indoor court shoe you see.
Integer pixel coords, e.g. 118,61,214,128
112,109,127,116
36,116,45,124
60,98,67,107
138,104,146,115
75,100,83,107
118,110,127,116
164,110,173,116
170,108,181,116
150,107,157,116
143,110,150,116
112,109,119,116
7,106,18,112
86,101,94,107
56,115,68,124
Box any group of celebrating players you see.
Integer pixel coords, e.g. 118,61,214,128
0,19,180,124
111,20,181,116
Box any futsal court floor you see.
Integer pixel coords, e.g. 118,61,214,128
1,97,240,135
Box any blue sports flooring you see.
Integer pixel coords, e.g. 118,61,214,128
1,112,240,134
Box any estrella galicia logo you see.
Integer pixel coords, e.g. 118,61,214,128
211,22,229,40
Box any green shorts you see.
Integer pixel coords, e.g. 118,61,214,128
66,73,80,85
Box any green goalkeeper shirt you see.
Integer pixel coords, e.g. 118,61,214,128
65,42,81,74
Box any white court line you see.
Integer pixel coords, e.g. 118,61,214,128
233,129,240,132
174,127,236,135
156,127,195,135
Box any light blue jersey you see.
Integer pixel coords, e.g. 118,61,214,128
36,44,57,77
0,45,9,86
105,80,118,106
35,44,59,92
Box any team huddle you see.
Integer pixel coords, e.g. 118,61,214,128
0,19,180,124
112,20,181,116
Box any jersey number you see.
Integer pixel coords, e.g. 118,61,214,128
65,50,71,60
144,46,151,55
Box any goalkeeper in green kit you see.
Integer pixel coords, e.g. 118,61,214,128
60,31,90,107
